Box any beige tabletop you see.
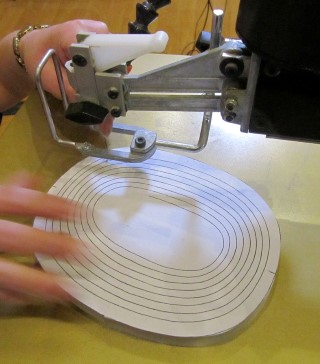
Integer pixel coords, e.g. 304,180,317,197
0,55,319,363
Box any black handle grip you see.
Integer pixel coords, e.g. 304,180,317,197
65,101,109,125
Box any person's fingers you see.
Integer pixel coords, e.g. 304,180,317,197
3,171,42,190
0,258,72,302
78,19,109,33
0,185,77,219
0,287,34,304
98,114,114,137
0,220,80,257
56,20,110,64
23,20,109,99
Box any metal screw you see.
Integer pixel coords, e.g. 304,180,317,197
135,136,146,148
108,87,119,99
224,62,239,77
225,98,238,111
110,107,122,118
72,54,87,67
225,113,236,122
83,142,91,151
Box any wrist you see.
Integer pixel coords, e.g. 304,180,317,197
13,25,49,70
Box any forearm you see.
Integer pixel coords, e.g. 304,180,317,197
0,31,34,112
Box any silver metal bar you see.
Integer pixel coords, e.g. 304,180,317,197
52,51,69,112
123,40,249,95
240,53,261,132
128,94,221,112
112,122,142,135
127,43,239,79
35,49,75,147
125,76,223,93
75,142,156,162
210,9,224,49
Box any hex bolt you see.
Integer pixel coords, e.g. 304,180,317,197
108,87,119,99
72,54,87,67
225,98,238,111
220,58,244,78
110,107,122,118
83,142,91,151
135,136,146,148
225,113,236,122
224,62,239,77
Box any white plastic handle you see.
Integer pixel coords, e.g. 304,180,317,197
80,31,169,71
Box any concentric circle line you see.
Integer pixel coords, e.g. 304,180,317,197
73,182,262,290
89,183,237,274
49,207,268,296
52,253,276,319
47,253,278,325
46,164,272,288
51,251,271,307
53,157,270,227
74,201,252,289
62,163,268,228
53,163,272,282
55,163,270,239
36,150,281,338
66,176,261,277
54,256,253,301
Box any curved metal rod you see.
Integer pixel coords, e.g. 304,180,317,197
35,49,75,147
156,111,212,152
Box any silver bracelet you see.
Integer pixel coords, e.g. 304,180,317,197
13,24,49,70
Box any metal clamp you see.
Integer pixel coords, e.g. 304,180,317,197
35,49,157,162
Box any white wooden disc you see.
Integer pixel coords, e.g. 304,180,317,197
35,150,280,343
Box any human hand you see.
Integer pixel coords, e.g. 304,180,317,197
20,19,114,137
0,173,80,304
20,19,109,100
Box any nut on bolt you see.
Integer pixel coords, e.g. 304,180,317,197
110,106,122,118
72,54,87,67
108,87,119,99
224,63,239,77
225,112,236,122
219,58,244,78
225,98,238,111
135,136,146,148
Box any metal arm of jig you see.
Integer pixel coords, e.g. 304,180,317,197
35,8,260,162
35,49,157,163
